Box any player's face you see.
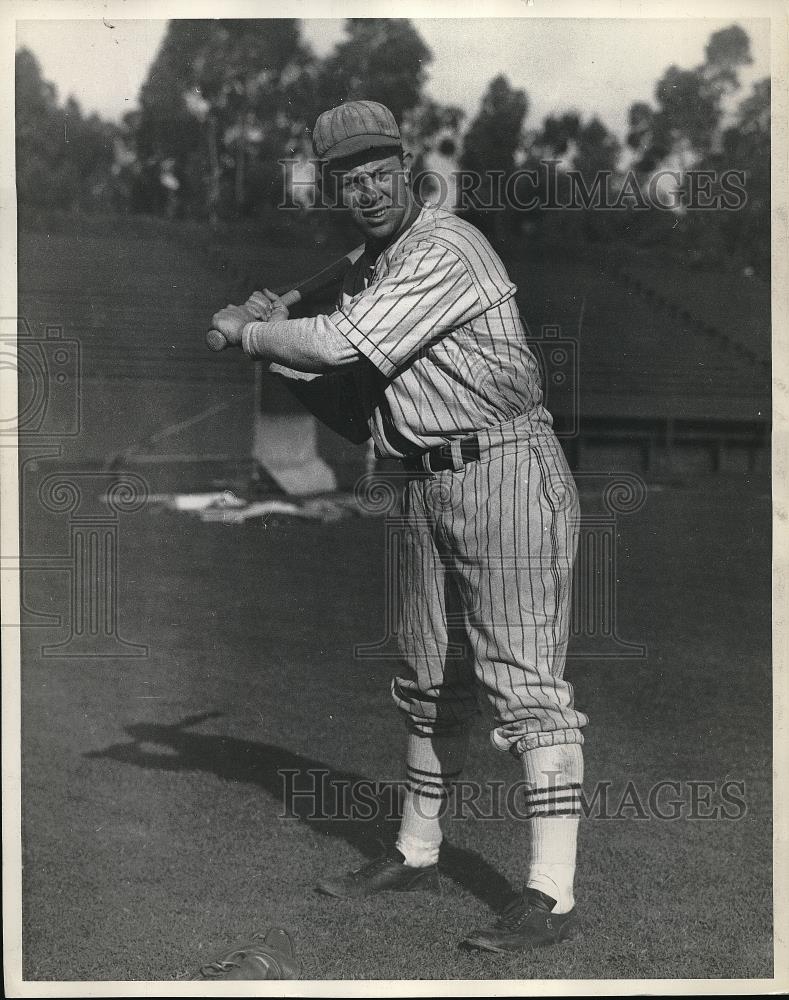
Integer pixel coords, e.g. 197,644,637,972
339,154,413,244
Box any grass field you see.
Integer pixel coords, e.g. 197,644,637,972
15,216,773,983
20,478,771,981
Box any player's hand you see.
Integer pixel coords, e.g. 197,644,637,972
210,303,254,346
245,288,290,323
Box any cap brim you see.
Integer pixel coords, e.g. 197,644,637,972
317,134,402,163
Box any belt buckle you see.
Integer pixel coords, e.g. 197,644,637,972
423,441,463,474
460,436,479,464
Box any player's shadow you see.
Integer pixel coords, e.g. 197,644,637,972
84,712,515,910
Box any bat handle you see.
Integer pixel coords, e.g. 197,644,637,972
206,289,303,352
206,328,228,352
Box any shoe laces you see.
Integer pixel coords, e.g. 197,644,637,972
351,851,400,879
497,894,540,930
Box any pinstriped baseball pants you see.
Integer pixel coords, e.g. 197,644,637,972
391,424,588,753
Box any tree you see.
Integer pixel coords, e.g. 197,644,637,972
122,19,443,221
520,111,621,241
15,47,62,209
574,117,621,176
459,75,529,243
627,24,753,173
401,99,464,156
714,77,770,275
530,112,581,161
316,19,431,123
132,20,317,221
704,24,753,92
461,75,528,177
400,97,464,184
621,25,769,273
15,47,118,216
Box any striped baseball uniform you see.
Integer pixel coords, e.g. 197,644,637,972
271,205,588,752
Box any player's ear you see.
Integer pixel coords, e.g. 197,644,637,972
400,151,414,187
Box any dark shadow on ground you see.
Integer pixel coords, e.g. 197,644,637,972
85,712,515,910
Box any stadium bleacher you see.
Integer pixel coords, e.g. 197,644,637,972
17,218,771,486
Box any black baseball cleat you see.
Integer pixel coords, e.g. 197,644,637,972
462,888,576,953
316,848,439,899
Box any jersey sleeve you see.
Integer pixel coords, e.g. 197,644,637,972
327,241,484,378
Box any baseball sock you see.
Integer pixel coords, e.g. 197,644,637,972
396,729,469,868
521,742,584,914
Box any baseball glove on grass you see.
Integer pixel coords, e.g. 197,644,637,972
190,927,300,980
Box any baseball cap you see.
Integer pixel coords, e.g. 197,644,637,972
312,100,401,163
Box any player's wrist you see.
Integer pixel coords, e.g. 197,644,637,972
242,321,262,355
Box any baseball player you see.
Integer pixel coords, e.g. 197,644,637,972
211,100,588,954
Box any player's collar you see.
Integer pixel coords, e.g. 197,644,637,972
366,202,431,265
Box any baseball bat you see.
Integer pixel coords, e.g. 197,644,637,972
206,243,366,352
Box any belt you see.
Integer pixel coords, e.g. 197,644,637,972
401,434,481,474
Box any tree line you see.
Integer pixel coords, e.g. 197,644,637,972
15,19,769,274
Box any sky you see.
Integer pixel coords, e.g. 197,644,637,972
15,15,771,141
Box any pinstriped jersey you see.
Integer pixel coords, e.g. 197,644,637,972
329,205,551,458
